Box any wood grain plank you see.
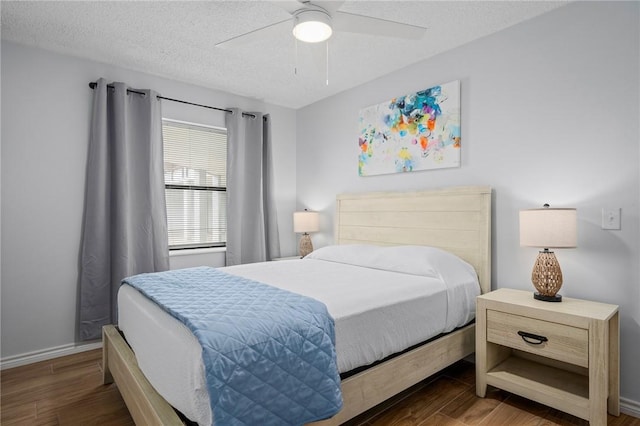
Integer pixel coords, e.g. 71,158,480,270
56,385,135,425
1,359,53,389
0,349,133,426
440,387,506,425
478,397,546,426
0,400,37,425
1,364,102,408
416,412,468,426
3,349,638,426
339,211,482,230
367,376,469,425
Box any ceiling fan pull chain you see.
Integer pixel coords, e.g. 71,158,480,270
294,38,298,76
326,40,329,86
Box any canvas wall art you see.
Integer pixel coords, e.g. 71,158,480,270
358,80,461,176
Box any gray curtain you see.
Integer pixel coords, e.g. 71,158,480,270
225,109,280,265
79,78,169,341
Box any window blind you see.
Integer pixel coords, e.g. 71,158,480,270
162,120,227,249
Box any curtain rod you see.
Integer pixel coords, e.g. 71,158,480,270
88,82,260,119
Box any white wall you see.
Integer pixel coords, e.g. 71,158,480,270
0,41,297,359
297,1,640,407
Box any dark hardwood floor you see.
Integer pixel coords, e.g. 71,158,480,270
1,349,638,425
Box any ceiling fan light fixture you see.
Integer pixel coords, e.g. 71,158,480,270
293,10,332,43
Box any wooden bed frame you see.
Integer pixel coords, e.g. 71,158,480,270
102,185,492,425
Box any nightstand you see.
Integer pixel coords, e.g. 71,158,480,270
476,288,619,425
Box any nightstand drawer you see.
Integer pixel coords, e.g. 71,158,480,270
487,310,588,367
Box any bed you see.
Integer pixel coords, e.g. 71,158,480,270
102,185,492,425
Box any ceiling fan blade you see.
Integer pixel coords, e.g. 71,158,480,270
215,18,291,48
333,11,427,39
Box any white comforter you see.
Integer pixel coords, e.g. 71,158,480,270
118,245,480,425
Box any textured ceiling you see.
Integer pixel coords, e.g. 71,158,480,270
1,1,568,109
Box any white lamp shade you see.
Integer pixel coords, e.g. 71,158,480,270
292,10,332,43
520,208,577,248
293,211,319,233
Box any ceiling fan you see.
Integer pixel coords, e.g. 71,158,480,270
215,0,428,47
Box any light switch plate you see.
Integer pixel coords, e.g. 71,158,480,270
602,208,621,230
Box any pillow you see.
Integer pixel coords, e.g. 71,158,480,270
306,244,475,281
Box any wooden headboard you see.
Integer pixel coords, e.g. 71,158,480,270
335,186,492,294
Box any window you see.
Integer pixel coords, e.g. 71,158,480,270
162,119,227,250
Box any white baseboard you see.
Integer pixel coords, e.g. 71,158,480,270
621,397,640,419
0,341,102,370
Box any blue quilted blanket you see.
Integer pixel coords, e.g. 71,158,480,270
123,266,342,426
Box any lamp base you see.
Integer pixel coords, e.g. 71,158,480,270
299,233,314,258
534,292,562,302
531,249,563,303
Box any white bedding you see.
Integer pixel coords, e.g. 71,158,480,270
118,245,480,425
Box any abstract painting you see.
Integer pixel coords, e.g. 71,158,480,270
358,80,461,176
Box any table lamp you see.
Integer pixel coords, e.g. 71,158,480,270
519,204,577,302
293,209,319,257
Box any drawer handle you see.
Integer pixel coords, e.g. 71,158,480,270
517,331,548,345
